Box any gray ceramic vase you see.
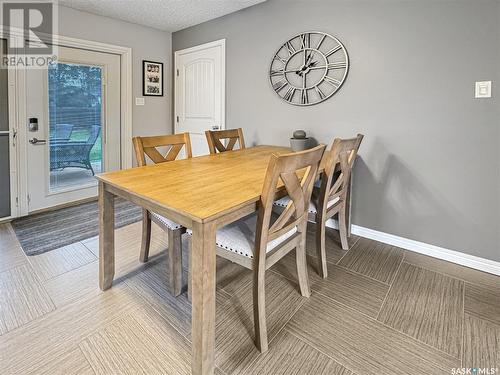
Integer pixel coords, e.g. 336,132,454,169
290,130,309,151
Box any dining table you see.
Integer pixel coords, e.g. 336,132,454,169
95,145,308,375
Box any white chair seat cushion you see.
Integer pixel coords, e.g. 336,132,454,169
150,212,182,230
187,213,297,259
273,195,339,214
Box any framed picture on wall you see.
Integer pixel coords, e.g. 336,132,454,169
143,60,164,96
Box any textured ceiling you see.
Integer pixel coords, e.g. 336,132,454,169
59,0,266,32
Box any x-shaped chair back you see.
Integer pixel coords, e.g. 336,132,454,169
317,134,364,216
255,144,326,262
205,128,246,154
133,132,192,166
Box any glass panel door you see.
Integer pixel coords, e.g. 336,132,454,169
25,45,121,213
48,62,103,191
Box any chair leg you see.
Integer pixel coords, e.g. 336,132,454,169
346,176,352,237
296,221,311,297
88,161,95,176
139,210,151,263
168,228,183,297
253,266,268,353
338,203,349,251
315,215,328,278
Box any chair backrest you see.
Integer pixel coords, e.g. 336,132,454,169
50,124,74,141
317,134,364,215
205,128,246,154
86,126,101,145
254,144,326,261
132,132,192,166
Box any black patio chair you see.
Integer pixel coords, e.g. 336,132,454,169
50,125,101,175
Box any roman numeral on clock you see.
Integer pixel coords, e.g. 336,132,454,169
300,33,310,49
273,79,288,92
283,87,296,101
327,61,347,70
270,69,285,77
316,34,327,50
325,45,342,57
274,55,287,64
314,86,326,100
301,89,309,104
324,76,341,87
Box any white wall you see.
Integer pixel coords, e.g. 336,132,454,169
58,5,172,138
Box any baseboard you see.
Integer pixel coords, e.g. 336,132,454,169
324,220,500,276
0,216,13,224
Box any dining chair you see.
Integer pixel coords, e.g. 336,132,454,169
189,144,325,352
274,134,364,278
205,128,246,154
132,132,192,296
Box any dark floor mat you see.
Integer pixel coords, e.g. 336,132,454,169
11,198,142,256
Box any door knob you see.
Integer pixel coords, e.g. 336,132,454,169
29,137,47,145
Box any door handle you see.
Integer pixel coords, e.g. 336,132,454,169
29,137,47,145
211,125,220,131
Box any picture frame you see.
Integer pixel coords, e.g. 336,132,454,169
142,60,164,96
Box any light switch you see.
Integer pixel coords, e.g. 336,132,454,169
135,97,145,105
475,81,491,98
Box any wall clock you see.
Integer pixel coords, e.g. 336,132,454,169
269,31,349,106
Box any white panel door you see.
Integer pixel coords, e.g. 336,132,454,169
175,39,225,156
25,45,121,212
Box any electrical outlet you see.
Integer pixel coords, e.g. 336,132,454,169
475,81,491,98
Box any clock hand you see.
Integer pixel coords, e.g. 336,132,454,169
280,67,310,76
282,67,303,74
295,51,317,76
305,50,315,66
296,60,319,77
307,62,347,71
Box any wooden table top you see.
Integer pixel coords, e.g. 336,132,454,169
96,145,293,223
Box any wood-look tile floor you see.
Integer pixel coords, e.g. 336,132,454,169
0,222,499,374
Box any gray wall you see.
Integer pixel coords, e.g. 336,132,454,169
58,6,172,138
173,0,500,262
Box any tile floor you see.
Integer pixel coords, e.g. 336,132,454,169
0,221,498,374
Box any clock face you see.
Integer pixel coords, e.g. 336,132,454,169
269,31,349,106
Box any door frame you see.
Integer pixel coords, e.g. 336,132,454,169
174,38,226,135
54,34,133,170
1,29,23,219
1,32,133,218
4,46,18,220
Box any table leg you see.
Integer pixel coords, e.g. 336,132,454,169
99,181,115,291
346,175,352,237
191,220,217,375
